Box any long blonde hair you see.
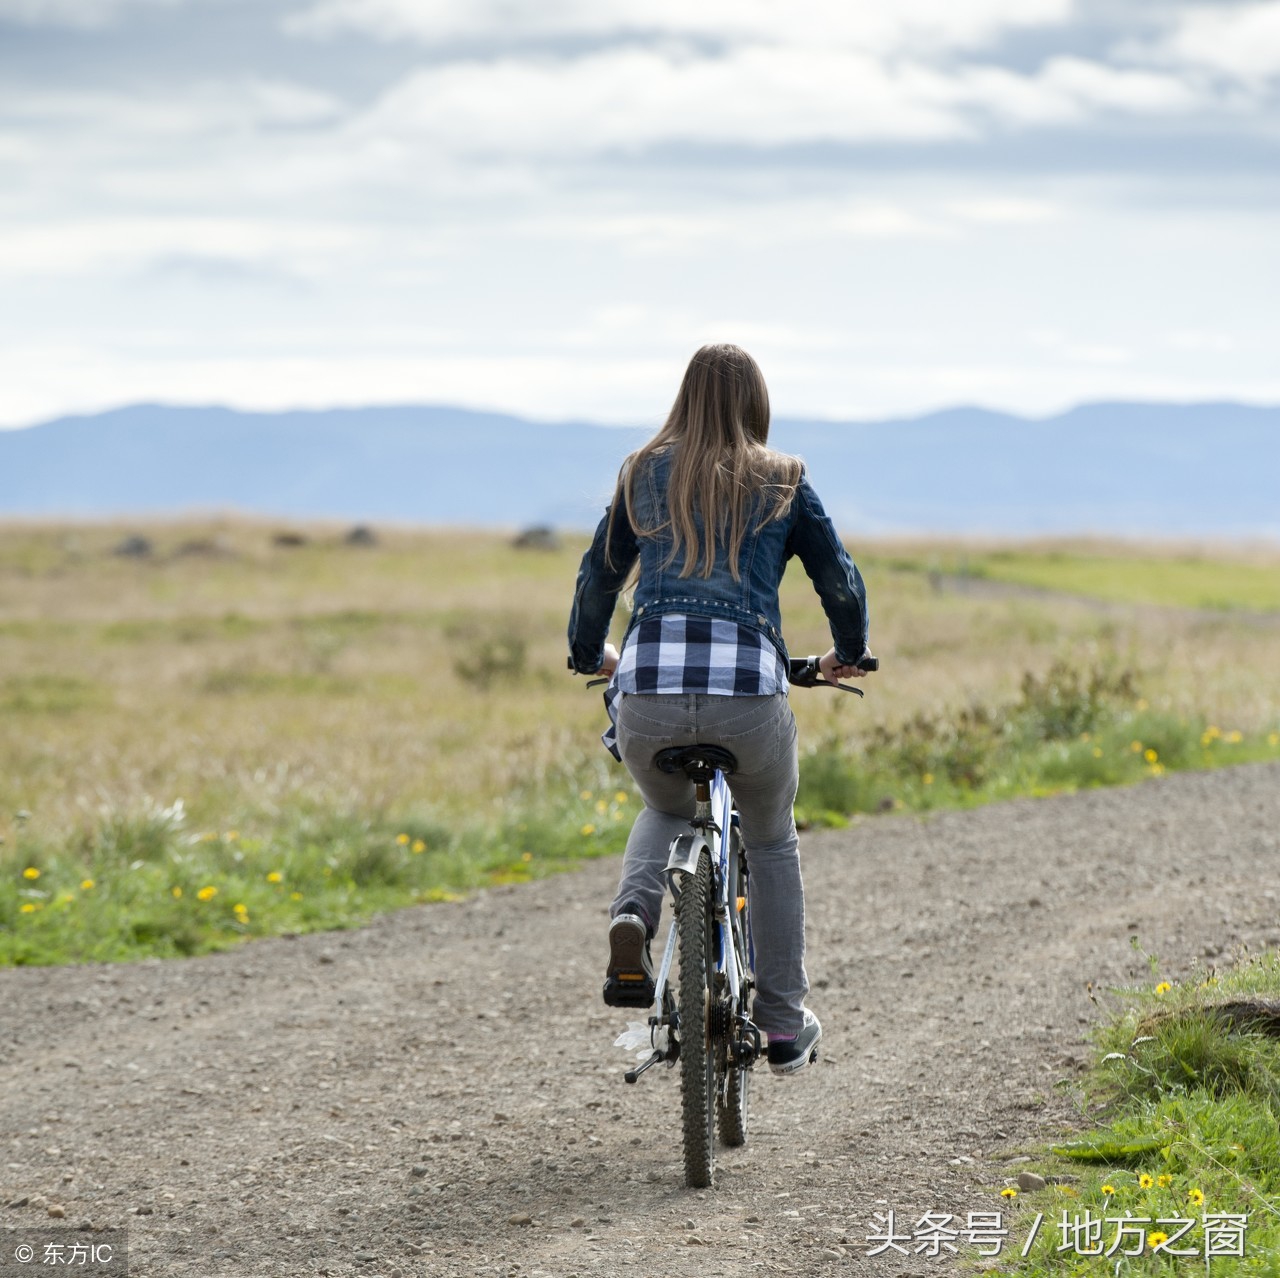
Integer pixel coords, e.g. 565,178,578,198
608,344,803,580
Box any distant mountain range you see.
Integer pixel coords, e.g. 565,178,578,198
1,401,1276,537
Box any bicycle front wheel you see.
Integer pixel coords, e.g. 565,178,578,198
677,846,715,1188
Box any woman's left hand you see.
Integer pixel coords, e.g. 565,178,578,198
819,646,872,682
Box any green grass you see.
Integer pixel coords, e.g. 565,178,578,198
0,673,110,714
885,547,1280,613
1,777,637,965
995,952,1280,1276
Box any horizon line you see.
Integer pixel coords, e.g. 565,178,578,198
5,395,1280,434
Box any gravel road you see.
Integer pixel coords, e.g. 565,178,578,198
3,762,1278,1278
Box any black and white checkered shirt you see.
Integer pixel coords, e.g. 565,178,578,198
601,613,788,759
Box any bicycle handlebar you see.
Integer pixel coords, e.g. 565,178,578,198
579,652,879,691
787,653,878,695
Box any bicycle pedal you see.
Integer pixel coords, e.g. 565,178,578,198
603,975,656,1008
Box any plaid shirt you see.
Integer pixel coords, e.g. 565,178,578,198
601,613,788,759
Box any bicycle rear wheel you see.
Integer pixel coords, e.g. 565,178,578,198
677,846,715,1188
717,825,749,1148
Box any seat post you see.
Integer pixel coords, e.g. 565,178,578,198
692,780,713,829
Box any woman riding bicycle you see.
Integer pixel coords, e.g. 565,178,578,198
567,343,871,1075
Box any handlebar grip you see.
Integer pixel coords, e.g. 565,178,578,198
856,654,879,673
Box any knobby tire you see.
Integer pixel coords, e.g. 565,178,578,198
677,847,715,1188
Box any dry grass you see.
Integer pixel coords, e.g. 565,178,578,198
1,519,1278,852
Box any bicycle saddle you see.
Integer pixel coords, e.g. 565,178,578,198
654,745,738,781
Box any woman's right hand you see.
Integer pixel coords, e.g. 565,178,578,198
597,643,620,678
819,646,872,682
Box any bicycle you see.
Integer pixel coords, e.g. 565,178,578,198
607,651,877,1188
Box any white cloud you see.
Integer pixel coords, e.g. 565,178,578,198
946,56,1204,128
947,196,1059,224
1,80,345,137
522,199,957,256
347,45,1209,162
0,217,360,278
0,0,180,27
286,0,1074,57
1134,2,1280,85
353,47,970,156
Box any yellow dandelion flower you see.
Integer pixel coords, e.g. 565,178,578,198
579,789,592,801
19,902,39,913
595,799,607,815
1188,1188,1204,1205
1269,732,1279,747
22,866,40,880
1154,982,1171,995
614,791,628,804
1149,762,1165,775
1157,1174,1172,1188
412,839,426,853
1144,748,1158,763
521,851,533,862
171,886,183,899
290,891,303,901
1101,1184,1116,1195
1092,746,1103,758
56,891,74,905
396,833,410,846
1130,740,1143,753
1080,731,1091,742
1147,1231,1168,1251
1000,1187,1018,1199
197,885,217,901
1138,1173,1154,1189
80,878,95,890
1137,698,1149,710
266,871,283,883
580,823,595,836
1225,730,1242,743
233,901,248,913
922,772,934,786
225,830,239,841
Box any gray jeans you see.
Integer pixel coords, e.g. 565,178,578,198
610,691,807,1036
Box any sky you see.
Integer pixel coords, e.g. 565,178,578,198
1,0,1278,428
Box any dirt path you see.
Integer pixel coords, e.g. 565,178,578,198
3,762,1278,1278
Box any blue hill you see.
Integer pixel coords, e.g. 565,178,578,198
1,401,1276,537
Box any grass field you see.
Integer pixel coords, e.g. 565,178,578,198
3,521,1279,964
878,540,1280,612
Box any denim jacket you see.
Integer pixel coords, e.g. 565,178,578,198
567,449,868,674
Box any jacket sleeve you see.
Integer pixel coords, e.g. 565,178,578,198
786,474,868,665
567,488,639,674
